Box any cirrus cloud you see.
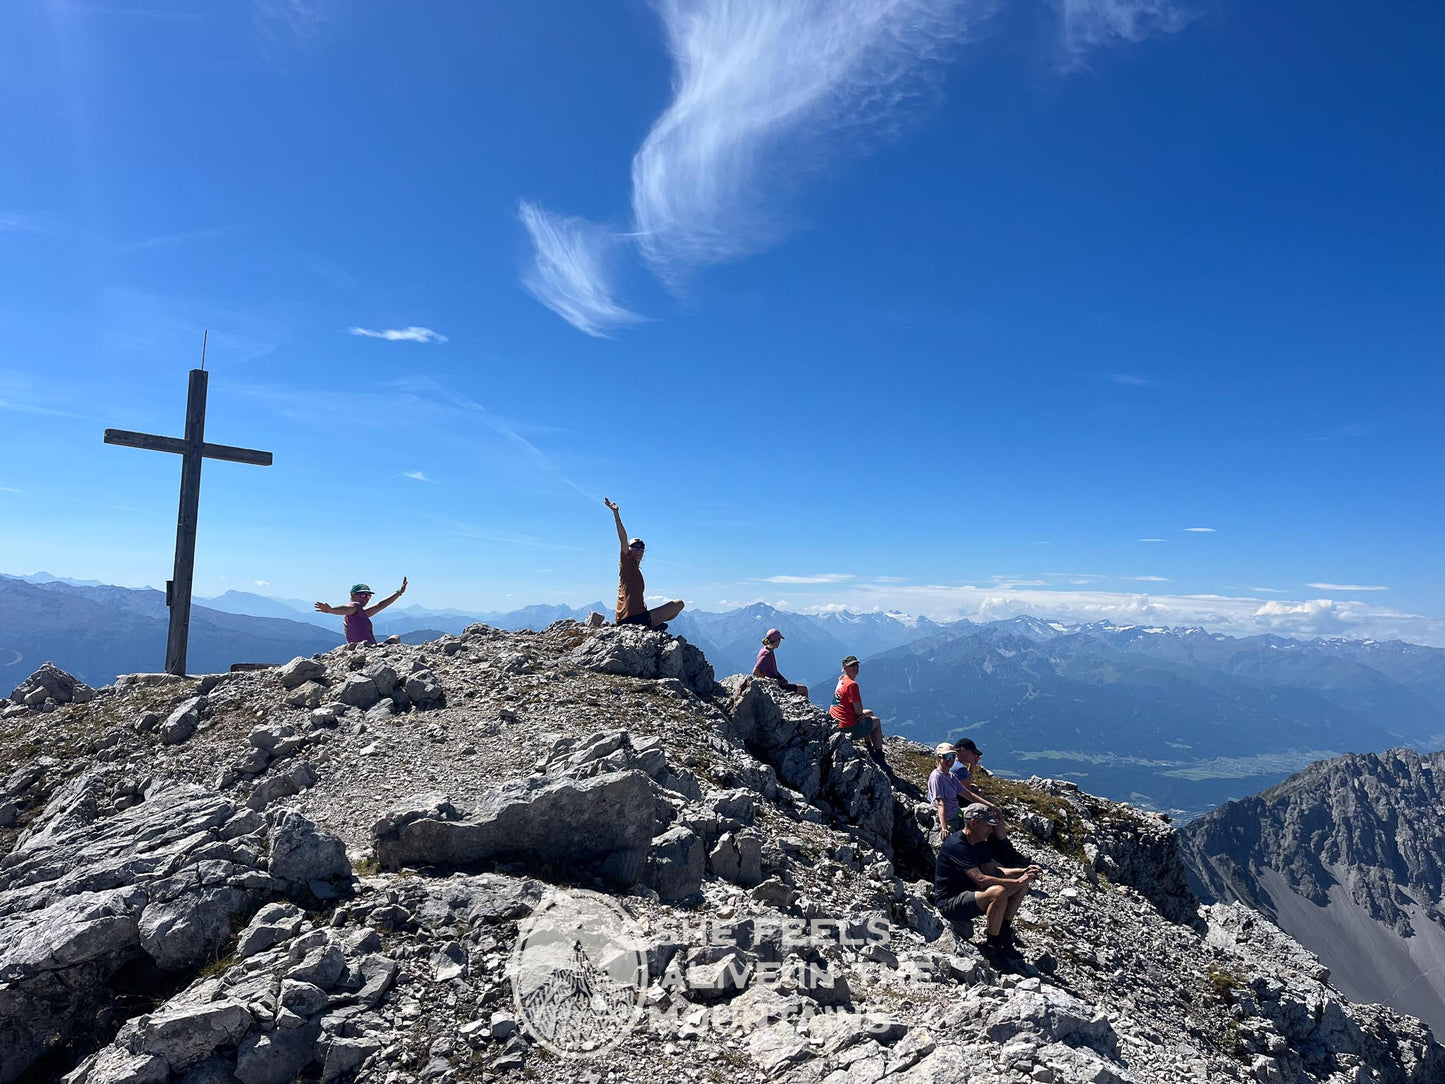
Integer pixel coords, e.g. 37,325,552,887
347,326,448,344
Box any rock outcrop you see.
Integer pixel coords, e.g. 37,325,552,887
0,625,1440,1084
1183,748,1445,1036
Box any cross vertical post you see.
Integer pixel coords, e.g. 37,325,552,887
167,368,208,676
104,368,273,676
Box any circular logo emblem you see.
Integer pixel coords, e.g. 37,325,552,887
508,889,649,1059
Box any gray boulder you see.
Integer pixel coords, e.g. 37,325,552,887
278,656,326,690
567,626,717,697
160,696,207,745
335,674,379,710
647,825,705,900
267,808,350,885
373,770,668,886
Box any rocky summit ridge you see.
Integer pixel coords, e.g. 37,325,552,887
1,624,1442,1084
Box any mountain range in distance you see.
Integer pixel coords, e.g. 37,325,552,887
6,573,1443,822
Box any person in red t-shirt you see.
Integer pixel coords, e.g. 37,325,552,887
829,655,886,764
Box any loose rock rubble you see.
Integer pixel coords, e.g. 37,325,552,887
0,627,1441,1084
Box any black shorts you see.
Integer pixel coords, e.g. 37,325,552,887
938,890,983,922
618,611,651,627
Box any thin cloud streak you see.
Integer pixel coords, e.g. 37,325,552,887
0,213,45,233
1107,373,1152,386
348,326,448,344
631,0,975,283
1057,0,1190,68
757,573,857,584
1183,527,1216,533
399,471,435,483
517,201,642,337
1306,583,1389,592
1138,538,1165,543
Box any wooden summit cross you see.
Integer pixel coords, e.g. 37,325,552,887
104,368,273,676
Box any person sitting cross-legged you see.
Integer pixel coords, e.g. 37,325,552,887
605,498,684,632
934,802,1043,967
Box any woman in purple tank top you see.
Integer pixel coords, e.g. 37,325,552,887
314,578,408,645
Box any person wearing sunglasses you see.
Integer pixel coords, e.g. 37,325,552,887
929,742,970,839
605,498,685,632
314,578,408,646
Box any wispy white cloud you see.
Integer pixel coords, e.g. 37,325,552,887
120,225,239,252
522,0,1191,334
1308,422,1375,442
517,202,642,338
253,579,271,587
348,326,448,344
1306,583,1389,592
630,0,975,283
1129,575,1170,582
1057,0,1191,68
757,573,857,584
1138,538,1165,543
1034,541,1052,545
1106,373,1152,386
1247,587,1285,594
251,0,327,45
1183,527,1215,533
399,470,435,483
0,212,44,233
0,485,21,494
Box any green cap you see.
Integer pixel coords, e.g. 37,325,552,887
350,583,373,595
841,655,860,668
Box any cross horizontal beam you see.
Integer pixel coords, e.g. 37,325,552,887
104,428,274,467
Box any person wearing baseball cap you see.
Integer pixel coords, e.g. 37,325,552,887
605,498,685,632
753,628,807,697
829,655,886,764
950,737,1026,865
314,577,408,645
934,802,1044,967
929,743,970,839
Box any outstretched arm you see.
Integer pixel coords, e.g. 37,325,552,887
364,576,408,616
314,602,359,616
604,498,628,546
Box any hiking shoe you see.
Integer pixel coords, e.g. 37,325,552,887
982,936,1025,968
867,745,888,765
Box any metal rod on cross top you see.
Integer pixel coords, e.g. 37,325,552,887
104,368,273,676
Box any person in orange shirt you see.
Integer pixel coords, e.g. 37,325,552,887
829,655,886,764
605,498,685,631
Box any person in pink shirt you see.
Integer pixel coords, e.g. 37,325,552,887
752,628,807,697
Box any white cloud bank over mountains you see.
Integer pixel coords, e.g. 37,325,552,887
519,0,1189,336
754,582,1445,646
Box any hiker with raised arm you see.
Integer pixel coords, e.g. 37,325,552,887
934,802,1044,968
605,498,684,631
829,655,887,765
314,578,408,646
753,627,807,697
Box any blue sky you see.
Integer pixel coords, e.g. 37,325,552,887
2,0,1441,644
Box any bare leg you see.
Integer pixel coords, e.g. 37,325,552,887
981,885,1009,936
1003,883,1028,925
647,600,685,627
869,717,885,752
